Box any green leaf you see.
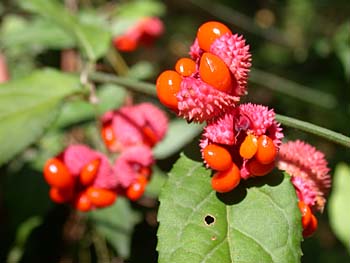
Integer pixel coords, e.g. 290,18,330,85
0,68,80,165
18,0,110,61
153,120,203,159
89,197,141,258
0,15,74,52
333,22,350,81
127,61,156,80
6,217,43,263
54,83,127,128
157,154,302,263
117,0,166,18
145,166,167,198
328,163,350,252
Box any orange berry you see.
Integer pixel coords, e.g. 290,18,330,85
74,192,92,212
126,176,148,201
239,134,258,159
203,144,233,171
246,158,275,176
139,166,152,179
86,187,117,208
298,201,312,229
175,58,196,77
80,159,100,186
113,35,138,52
156,70,182,110
49,187,73,204
101,124,117,150
255,135,277,164
303,214,318,238
199,52,232,93
43,158,74,189
211,163,240,193
142,126,158,147
197,21,232,52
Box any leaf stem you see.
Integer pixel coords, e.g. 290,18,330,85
89,71,157,96
276,114,350,148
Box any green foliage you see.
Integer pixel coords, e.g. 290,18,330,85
0,15,74,52
110,0,165,36
333,22,350,81
157,154,302,263
6,217,42,263
55,83,127,128
89,198,141,258
0,68,80,165
18,0,111,61
117,0,165,18
329,163,350,253
153,120,203,159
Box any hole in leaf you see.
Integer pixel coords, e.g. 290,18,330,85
204,214,215,226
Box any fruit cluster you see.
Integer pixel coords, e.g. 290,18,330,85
155,21,332,237
156,21,251,122
43,103,168,211
277,140,331,237
156,21,279,191
112,17,164,52
200,103,283,192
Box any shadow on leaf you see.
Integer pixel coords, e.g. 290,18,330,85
216,169,284,205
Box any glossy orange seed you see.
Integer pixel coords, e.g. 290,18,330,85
246,158,275,176
113,35,138,52
255,135,277,164
199,52,232,93
203,144,233,171
303,214,318,238
142,126,158,147
211,163,240,193
239,134,258,159
86,187,117,208
80,159,101,186
126,176,148,201
43,158,74,189
175,57,196,77
101,124,117,150
156,70,182,110
298,201,312,229
139,166,152,179
197,21,232,52
49,187,73,204
74,192,92,212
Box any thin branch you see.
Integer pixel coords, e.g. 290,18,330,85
276,114,350,148
89,71,157,97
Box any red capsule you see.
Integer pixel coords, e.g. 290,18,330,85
80,159,100,186
86,187,117,208
43,158,74,189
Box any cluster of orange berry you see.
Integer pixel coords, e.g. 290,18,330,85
157,45,234,108
203,134,277,193
155,21,279,194
156,21,249,122
155,21,325,238
44,154,116,212
298,201,318,237
43,103,168,212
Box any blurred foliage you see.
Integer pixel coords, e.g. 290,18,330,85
0,0,349,262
